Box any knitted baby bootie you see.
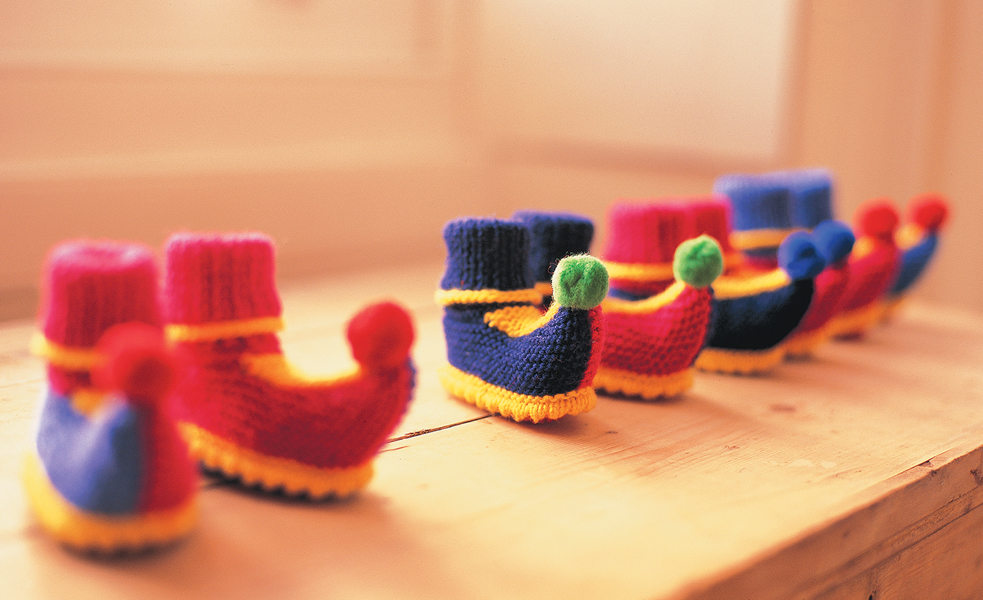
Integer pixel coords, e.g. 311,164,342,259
599,235,722,398
719,169,856,357
783,220,855,357
24,240,198,552
826,200,901,339
882,194,949,318
437,218,607,423
163,232,415,499
517,208,723,399
691,195,827,374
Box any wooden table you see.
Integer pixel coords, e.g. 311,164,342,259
2,263,983,600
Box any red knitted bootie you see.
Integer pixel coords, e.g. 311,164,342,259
595,202,723,398
826,200,901,339
24,240,197,552
882,194,949,319
163,232,416,499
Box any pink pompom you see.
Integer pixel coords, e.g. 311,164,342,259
909,194,949,232
347,302,415,369
94,322,177,406
857,199,899,240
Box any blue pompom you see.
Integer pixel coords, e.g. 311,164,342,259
811,220,855,264
778,231,826,280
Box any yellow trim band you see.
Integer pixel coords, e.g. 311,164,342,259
240,353,362,387
179,423,373,499
534,281,554,297
435,288,543,306
694,345,786,374
70,389,109,416
603,260,675,282
602,280,687,315
594,367,694,400
484,303,558,338
166,316,284,342
23,453,197,552
851,236,877,260
31,334,102,371
438,364,596,423
730,228,799,251
711,268,792,300
895,224,924,250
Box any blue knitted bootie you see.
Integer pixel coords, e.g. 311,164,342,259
436,218,607,423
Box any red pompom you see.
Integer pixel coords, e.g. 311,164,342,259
857,199,899,240
347,301,415,369
909,194,949,232
94,322,177,406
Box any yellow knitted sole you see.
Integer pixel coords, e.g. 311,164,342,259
23,453,197,553
827,302,884,338
694,345,786,375
594,367,694,400
438,364,596,423
783,326,832,358
179,423,373,500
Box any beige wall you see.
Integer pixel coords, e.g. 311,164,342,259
1,0,980,319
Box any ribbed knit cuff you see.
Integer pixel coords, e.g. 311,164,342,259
439,218,533,292
164,232,282,325
601,201,692,265
41,240,161,349
512,211,594,283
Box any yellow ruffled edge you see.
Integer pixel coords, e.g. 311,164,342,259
783,326,833,358
694,345,786,374
179,423,373,500
594,367,694,400
826,302,885,338
438,364,596,423
22,453,197,553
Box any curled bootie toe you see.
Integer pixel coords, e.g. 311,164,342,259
784,220,855,356
437,218,606,423
164,232,416,499
826,200,901,339
882,194,949,319
599,234,722,398
692,187,826,374
25,241,197,553
726,168,856,358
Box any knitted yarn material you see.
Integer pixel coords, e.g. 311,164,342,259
163,232,415,498
827,200,901,338
522,209,721,399
26,240,197,552
888,194,949,299
784,220,855,356
438,218,605,422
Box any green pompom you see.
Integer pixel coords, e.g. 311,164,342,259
673,235,723,289
552,255,609,310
